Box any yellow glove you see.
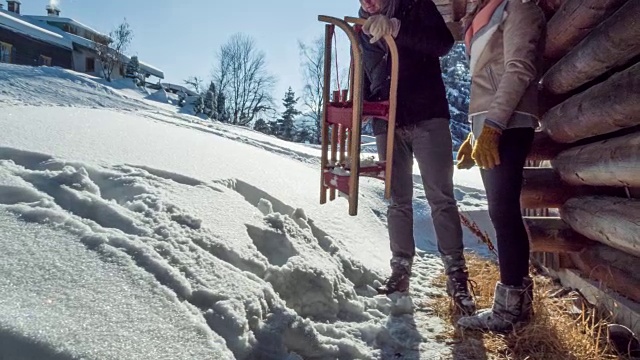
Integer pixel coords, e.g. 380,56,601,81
471,125,502,169
456,133,475,170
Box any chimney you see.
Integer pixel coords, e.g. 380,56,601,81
7,0,21,14
46,4,61,17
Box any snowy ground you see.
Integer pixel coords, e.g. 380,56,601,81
0,64,493,359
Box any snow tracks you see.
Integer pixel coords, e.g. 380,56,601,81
0,146,453,359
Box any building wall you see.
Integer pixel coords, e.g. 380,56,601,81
0,28,72,68
72,47,125,80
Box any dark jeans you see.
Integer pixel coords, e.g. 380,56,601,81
480,128,535,287
376,118,466,275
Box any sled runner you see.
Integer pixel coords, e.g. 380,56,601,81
317,15,399,216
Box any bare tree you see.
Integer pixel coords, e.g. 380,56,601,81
298,36,349,144
298,37,324,144
184,76,204,93
212,33,276,126
94,18,133,82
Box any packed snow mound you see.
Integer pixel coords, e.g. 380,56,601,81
0,146,454,359
146,87,171,104
0,63,154,111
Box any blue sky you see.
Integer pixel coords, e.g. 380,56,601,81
21,0,358,111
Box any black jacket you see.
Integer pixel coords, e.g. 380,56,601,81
359,0,454,134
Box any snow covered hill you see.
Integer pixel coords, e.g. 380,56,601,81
0,64,493,359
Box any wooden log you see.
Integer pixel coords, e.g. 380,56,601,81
551,131,640,187
557,268,640,336
524,217,595,253
521,168,575,209
541,61,640,143
542,0,640,95
560,196,640,258
571,244,640,304
544,0,630,61
519,168,621,209
527,131,571,161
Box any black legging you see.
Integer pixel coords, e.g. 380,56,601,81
480,128,535,287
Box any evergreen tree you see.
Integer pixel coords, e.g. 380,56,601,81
440,44,472,148
193,95,205,115
268,120,279,136
279,87,301,141
126,55,140,81
204,82,217,119
297,127,311,143
253,119,270,134
216,92,227,122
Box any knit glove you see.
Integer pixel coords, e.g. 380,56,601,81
456,132,475,170
471,124,502,169
363,15,401,44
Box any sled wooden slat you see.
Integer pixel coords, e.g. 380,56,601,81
317,15,399,216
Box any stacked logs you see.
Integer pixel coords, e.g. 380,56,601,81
518,0,640,333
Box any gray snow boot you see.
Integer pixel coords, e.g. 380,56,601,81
376,256,412,295
456,281,530,333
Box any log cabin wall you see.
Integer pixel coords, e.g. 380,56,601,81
525,0,640,335
439,0,640,336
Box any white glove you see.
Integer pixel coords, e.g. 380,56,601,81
363,15,401,44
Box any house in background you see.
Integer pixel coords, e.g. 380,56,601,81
0,0,164,81
0,1,73,67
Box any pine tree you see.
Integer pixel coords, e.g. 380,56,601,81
253,119,270,134
279,87,301,141
126,55,140,78
297,127,311,143
440,43,471,148
204,82,217,119
216,92,227,122
194,95,205,115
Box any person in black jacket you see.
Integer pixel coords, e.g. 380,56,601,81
359,0,476,315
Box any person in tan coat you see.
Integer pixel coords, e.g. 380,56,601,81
456,0,547,332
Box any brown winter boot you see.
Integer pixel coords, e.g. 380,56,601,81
456,281,531,333
521,276,534,321
376,256,411,295
446,270,477,316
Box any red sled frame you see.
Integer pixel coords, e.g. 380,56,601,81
317,15,399,216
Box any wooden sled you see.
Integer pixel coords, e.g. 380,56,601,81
317,15,399,216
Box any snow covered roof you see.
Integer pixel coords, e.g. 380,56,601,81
2,10,164,80
24,16,110,41
162,83,198,96
139,60,164,79
0,10,72,49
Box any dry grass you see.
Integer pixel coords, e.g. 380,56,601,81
423,255,625,360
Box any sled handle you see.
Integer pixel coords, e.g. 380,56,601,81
343,16,365,26
343,17,399,202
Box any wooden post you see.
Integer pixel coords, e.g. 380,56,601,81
541,62,640,143
525,217,595,253
542,0,640,95
560,196,640,258
544,0,629,62
319,24,333,205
